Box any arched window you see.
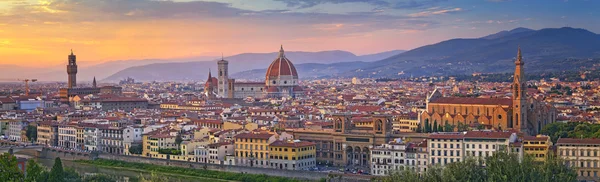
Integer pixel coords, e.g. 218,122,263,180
516,113,519,126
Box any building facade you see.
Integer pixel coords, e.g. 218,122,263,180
420,48,557,135
204,46,303,99
557,138,600,181
269,140,316,170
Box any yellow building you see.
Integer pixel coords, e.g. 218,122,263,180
76,126,85,150
234,132,282,168
393,113,419,132
523,135,551,162
143,131,177,159
269,140,316,170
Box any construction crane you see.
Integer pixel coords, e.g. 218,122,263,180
22,79,37,96
0,78,38,96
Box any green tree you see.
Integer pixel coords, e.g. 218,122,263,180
382,168,419,182
457,122,469,132
444,121,454,132
422,165,444,182
443,158,487,182
539,154,577,181
84,174,116,182
139,172,169,182
48,157,64,182
26,125,38,143
175,134,183,146
128,145,143,155
424,120,431,133
63,168,82,182
433,120,438,132
25,159,45,182
0,153,24,181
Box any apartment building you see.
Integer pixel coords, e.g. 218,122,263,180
428,132,464,166
37,121,58,146
523,135,552,162
269,140,316,170
371,139,407,176
463,131,517,165
556,138,600,181
58,124,77,149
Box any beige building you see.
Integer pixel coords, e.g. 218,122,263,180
428,132,464,166
557,138,600,181
420,48,556,135
393,113,419,132
37,121,58,146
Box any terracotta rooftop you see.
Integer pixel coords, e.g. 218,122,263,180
464,131,513,139
556,138,600,145
430,97,512,106
269,140,315,148
428,132,465,139
234,133,274,139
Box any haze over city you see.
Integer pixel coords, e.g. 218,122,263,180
1,0,599,67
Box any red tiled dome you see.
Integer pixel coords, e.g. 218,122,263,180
266,46,298,78
266,86,279,92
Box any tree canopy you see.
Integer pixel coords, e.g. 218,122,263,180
379,152,577,182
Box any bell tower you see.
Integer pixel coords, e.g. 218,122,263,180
217,56,229,97
67,49,78,88
512,47,527,132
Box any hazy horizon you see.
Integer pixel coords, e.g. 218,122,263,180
1,0,599,67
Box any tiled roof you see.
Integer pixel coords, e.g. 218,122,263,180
464,131,513,139
430,97,512,106
234,132,274,139
269,140,315,148
556,138,600,145
428,132,465,139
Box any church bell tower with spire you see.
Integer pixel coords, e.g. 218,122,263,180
67,49,78,88
217,55,229,97
512,47,527,132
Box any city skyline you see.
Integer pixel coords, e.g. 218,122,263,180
1,0,599,67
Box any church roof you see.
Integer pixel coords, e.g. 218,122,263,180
430,97,512,106
265,45,298,78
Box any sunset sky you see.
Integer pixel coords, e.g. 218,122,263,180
1,0,599,67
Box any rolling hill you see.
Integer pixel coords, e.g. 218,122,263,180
103,50,404,82
337,27,600,78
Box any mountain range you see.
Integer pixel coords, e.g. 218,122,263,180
341,27,600,78
102,49,404,82
5,27,600,82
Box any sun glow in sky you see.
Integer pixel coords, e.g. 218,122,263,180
0,0,599,67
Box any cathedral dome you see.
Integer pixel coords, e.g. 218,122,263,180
265,45,298,79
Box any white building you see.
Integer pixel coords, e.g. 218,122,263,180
100,126,124,154
123,125,143,155
7,120,26,142
371,139,407,176
207,142,234,165
83,124,102,151
58,124,77,149
428,132,464,166
463,131,517,165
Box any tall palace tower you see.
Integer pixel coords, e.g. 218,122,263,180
217,58,229,97
67,49,78,88
512,47,527,132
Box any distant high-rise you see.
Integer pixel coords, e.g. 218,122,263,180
217,57,229,97
67,49,78,88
